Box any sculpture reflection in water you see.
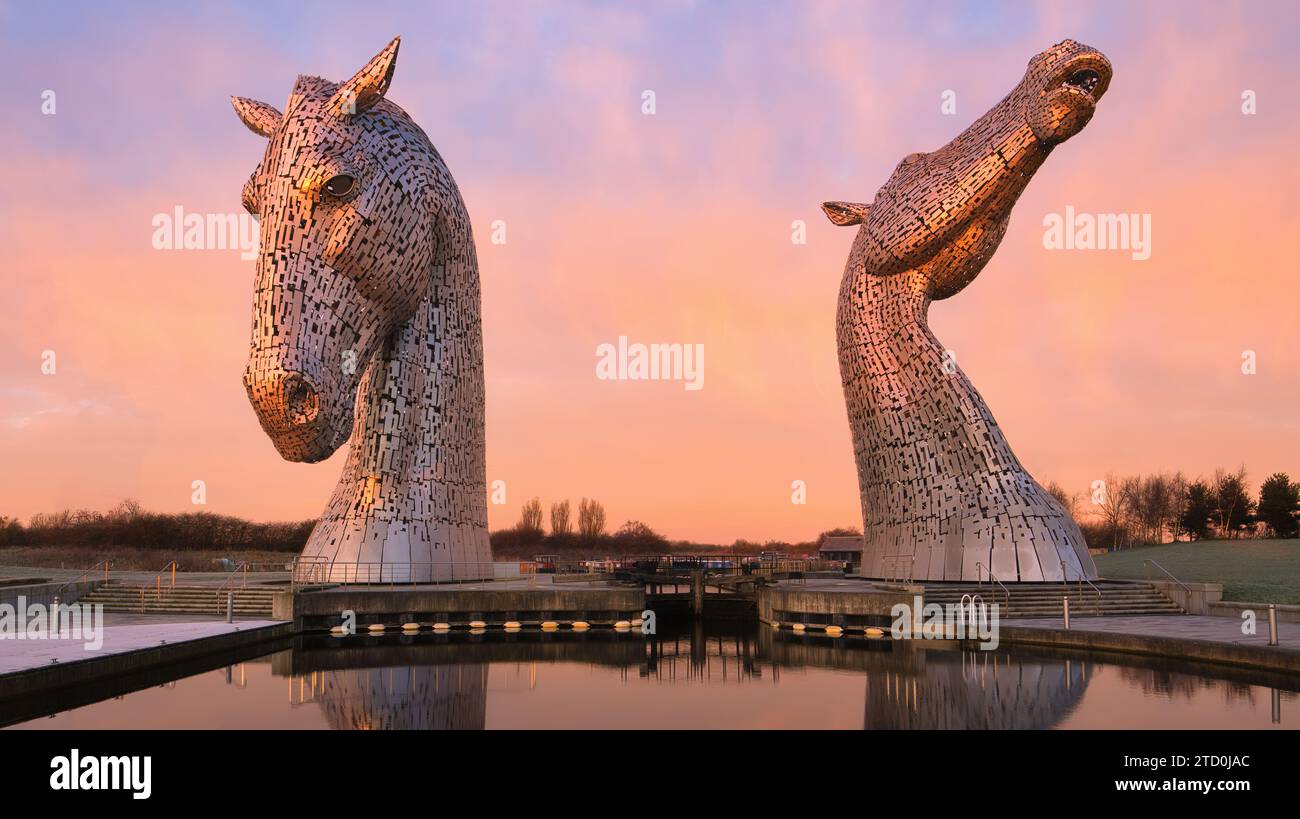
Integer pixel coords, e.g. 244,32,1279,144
758,629,1091,729
274,631,1090,729
861,649,1091,730
291,665,488,731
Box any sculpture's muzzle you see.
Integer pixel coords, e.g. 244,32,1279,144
243,251,365,463
1028,45,1113,145
243,362,335,462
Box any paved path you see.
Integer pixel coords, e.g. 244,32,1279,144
303,575,614,591
0,618,284,676
773,578,902,594
1003,614,1300,651
0,565,290,587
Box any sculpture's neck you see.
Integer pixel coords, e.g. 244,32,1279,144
333,249,488,530
837,267,1025,505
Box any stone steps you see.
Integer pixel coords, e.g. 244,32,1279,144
921,581,1182,618
78,581,276,616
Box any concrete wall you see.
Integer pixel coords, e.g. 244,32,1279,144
281,585,647,629
1146,580,1222,615
0,580,101,608
999,624,1300,675
0,622,294,712
756,583,920,626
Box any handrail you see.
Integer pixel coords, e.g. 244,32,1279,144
974,562,1011,607
1061,562,1102,615
1061,562,1101,596
56,558,113,596
958,593,989,636
1143,559,1191,594
213,561,249,614
147,559,178,596
139,559,178,612
288,558,535,591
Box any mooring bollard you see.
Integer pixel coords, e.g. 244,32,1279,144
226,592,234,624
1063,596,1070,631
1268,604,1278,646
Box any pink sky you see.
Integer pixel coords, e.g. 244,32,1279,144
1,1,1297,542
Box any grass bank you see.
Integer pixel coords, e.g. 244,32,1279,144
1095,539,1300,604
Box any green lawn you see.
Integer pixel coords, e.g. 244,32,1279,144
1094,539,1300,604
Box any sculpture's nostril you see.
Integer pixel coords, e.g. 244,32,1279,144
283,374,319,426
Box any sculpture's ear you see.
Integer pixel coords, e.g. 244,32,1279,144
230,96,282,138
821,201,872,227
328,36,400,117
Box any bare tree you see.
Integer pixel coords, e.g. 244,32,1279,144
518,497,544,537
1045,481,1078,518
1097,473,1136,550
1166,471,1188,541
1136,474,1175,544
550,499,572,536
578,498,607,538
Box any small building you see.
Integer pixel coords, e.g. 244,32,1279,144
818,536,864,567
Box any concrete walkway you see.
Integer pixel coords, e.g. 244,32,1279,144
1003,614,1300,651
0,565,290,587
299,574,614,591
0,618,284,677
999,614,1300,675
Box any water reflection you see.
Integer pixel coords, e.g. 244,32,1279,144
6,625,1298,729
313,665,488,730
860,648,1091,729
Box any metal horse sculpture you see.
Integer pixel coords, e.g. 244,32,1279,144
824,40,1112,582
232,37,492,582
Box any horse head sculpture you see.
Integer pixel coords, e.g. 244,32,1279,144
232,37,492,582
824,40,1112,582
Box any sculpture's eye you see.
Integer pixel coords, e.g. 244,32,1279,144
323,174,357,198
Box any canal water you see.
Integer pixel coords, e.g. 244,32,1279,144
6,625,1297,729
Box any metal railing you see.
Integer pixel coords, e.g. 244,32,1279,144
1062,561,1102,615
55,558,113,597
959,593,990,634
290,558,537,592
138,559,178,612
745,559,836,578
974,562,1010,607
213,561,249,614
1142,559,1190,594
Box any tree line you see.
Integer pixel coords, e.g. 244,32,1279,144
5,468,1294,561
487,496,848,558
0,499,314,552
489,496,672,557
1046,467,1299,550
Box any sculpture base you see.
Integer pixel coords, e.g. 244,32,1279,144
294,517,495,585
864,529,1098,583
293,561,497,585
